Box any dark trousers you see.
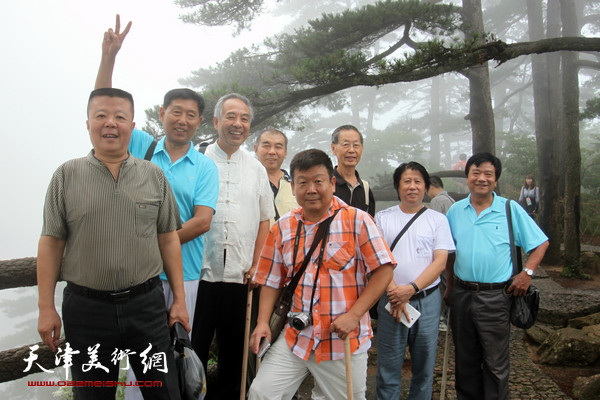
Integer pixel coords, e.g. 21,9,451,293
192,281,249,400
62,283,179,400
449,284,511,400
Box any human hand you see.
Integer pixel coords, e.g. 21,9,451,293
443,284,452,306
102,14,132,58
38,308,62,352
330,312,360,340
245,266,260,289
387,284,414,307
506,272,531,297
168,300,191,332
250,322,271,354
389,303,411,324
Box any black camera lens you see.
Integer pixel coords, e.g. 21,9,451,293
290,313,312,330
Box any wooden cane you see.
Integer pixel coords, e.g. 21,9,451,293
440,309,451,400
344,336,354,400
240,287,253,400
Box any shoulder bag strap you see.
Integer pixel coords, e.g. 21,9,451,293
144,140,158,161
361,179,369,207
506,200,523,275
389,206,427,252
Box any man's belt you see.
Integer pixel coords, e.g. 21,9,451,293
410,284,439,301
455,277,507,292
66,276,161,303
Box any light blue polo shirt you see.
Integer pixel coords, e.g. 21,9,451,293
129,129,219,280
446,193,548,283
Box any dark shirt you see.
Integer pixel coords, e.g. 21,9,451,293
333,167,376,217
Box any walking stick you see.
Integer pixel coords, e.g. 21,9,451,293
440,309,451,400
344,336,354,400
240,287,253,400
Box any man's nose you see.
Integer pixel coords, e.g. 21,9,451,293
104,116,117,127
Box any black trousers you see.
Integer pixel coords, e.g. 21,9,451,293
62,283,180,400
192,280,250,400
449,284,511,400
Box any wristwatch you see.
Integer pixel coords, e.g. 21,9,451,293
523,267,535,277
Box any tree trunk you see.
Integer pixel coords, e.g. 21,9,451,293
542,0,565,263
526,0,562,263
560,0,583,276
462,0,496,155
0,257,38,290
430,76,442,169
0,339,66,383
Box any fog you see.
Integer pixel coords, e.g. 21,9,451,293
1,0,598,397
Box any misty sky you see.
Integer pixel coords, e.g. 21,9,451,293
0,0,288,260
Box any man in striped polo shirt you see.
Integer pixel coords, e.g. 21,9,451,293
248,149,395,400
37,88,189,399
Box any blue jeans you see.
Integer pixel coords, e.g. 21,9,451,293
62,282,180,400
376,289,441,400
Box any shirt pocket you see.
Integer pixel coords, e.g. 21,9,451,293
415,234,434,259
135,203,159,238
325,240,354,271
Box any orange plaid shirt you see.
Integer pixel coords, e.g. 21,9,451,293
254,196,396,362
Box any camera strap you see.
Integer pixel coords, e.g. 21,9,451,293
284,209,340,308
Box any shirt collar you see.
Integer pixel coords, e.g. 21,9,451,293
154,138,197,165
465,192,502,213
292,196,346,224
281,169,292,182
208,142,243,162
333,167,361,186
87,149,134,167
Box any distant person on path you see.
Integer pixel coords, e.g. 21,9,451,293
192,93,274,399
37,88,188,399
331,125,375,217
453,153,467,171
445,152,549,400
428,176,455,215
95,16,219,399
375,162,455,400
254,129,298,225
518,174,540,219
248,149,395,400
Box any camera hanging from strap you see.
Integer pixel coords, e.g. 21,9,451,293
268,209,340,343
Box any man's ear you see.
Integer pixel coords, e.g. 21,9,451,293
159,107,166,123
331,175,336,192
213,116,219,130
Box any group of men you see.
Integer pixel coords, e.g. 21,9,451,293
36,15,549,400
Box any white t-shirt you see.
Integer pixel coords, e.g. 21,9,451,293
375,206,455,289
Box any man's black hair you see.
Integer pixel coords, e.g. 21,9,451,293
465,152,502,180
290,149,334,181
163,88,205,115
256,128,288,148
88,88,134,117
393,161,431,191
430,175,444,189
